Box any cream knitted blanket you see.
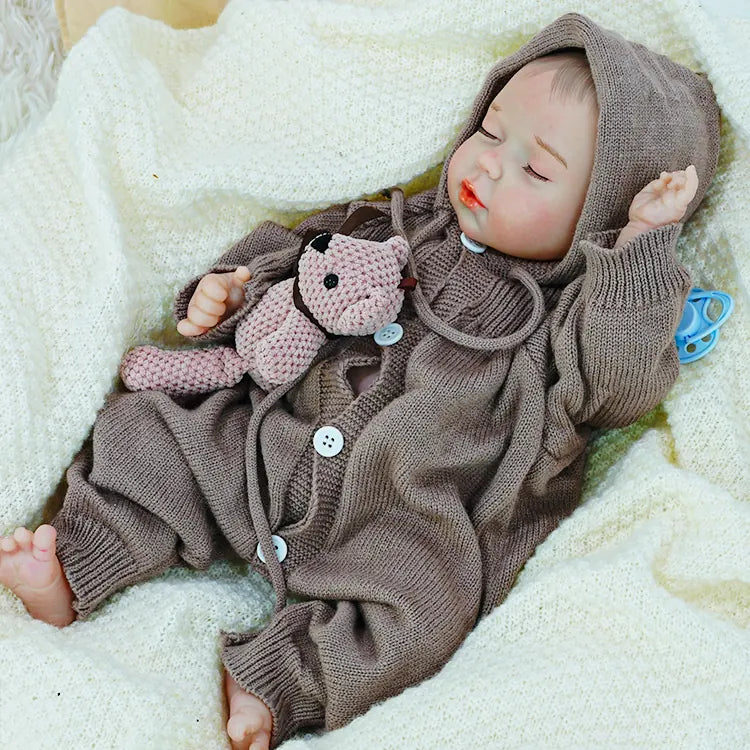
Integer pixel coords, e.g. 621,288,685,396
1,1,748,747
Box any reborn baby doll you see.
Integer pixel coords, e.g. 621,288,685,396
0,13,720,750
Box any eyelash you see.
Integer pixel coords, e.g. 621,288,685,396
476,126,549,182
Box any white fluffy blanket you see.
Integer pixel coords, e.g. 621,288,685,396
1,0,748,747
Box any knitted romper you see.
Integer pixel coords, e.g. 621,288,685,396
51,13,720,747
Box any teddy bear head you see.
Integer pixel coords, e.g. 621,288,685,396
296,232,412,336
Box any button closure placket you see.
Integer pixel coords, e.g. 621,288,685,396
313,426,344,457
256,535,288,564
374,323,403,346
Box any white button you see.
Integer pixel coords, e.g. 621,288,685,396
313,426,344,456
374,323,403,346
460,232,486,254
256,535,287,564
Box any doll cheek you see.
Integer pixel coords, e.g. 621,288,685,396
446,158,461,194
447,143,473,180
521,200,555,232
493,202,550,247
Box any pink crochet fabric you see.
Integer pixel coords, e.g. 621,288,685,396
121,232,411,393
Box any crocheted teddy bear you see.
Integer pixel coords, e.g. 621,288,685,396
120,231,414,394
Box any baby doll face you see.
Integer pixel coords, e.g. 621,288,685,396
447,60,598,260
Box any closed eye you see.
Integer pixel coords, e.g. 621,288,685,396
477,125,498,141
476,126,548,182
523,165,548,182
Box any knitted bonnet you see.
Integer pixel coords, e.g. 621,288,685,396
427,12,721,288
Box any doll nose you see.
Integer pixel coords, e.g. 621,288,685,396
477,148,503,180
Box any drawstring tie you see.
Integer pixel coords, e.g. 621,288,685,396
244,343,338,614
388,187,546,351
248,186,546,614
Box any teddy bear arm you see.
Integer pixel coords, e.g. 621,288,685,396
121,345,246,396
240,278,297,348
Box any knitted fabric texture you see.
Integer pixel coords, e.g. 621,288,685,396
119,232,410,392
46,11,720,747
1,1,748,749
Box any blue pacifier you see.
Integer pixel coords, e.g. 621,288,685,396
675,288,734,363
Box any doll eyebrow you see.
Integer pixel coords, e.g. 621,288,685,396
535,135,568,169
489,102,568,169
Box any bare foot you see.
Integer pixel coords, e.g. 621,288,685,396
0,524,76,627
225,669,273,750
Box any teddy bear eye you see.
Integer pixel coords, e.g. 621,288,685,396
323,274,339,289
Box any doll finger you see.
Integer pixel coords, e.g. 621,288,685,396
177,318,208,337
192,294,226,317
227,283,246,306
187,304,219,329
233,266,252,283
201,275,230,302
671,173,694,204
643,174,667,194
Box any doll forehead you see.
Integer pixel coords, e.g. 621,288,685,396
489,56,598,115
489,67,566,116
484,66,598,166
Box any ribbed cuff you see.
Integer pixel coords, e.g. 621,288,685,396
580,223,691,308
221,602,328,747
52,516,141,620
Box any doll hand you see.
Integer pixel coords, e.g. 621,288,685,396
225,670,273,750
177,266,251,337
627,165,699,231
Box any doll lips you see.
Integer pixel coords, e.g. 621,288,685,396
459,179,485,210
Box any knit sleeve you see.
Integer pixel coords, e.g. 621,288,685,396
172,205,350,343
220,503,482,746
545,221,692,442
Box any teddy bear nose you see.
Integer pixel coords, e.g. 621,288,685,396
311,233,332,252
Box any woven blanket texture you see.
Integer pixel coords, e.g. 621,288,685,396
0,0,748,748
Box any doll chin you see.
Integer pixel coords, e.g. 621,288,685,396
455,209,480,241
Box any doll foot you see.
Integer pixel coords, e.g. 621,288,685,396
0,525,75,627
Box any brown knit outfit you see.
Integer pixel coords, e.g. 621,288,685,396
52,13,720,747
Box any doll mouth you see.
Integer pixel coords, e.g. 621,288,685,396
459,179,486,210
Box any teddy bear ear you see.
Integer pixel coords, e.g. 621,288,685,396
309,233,332,252
388,235,411,268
